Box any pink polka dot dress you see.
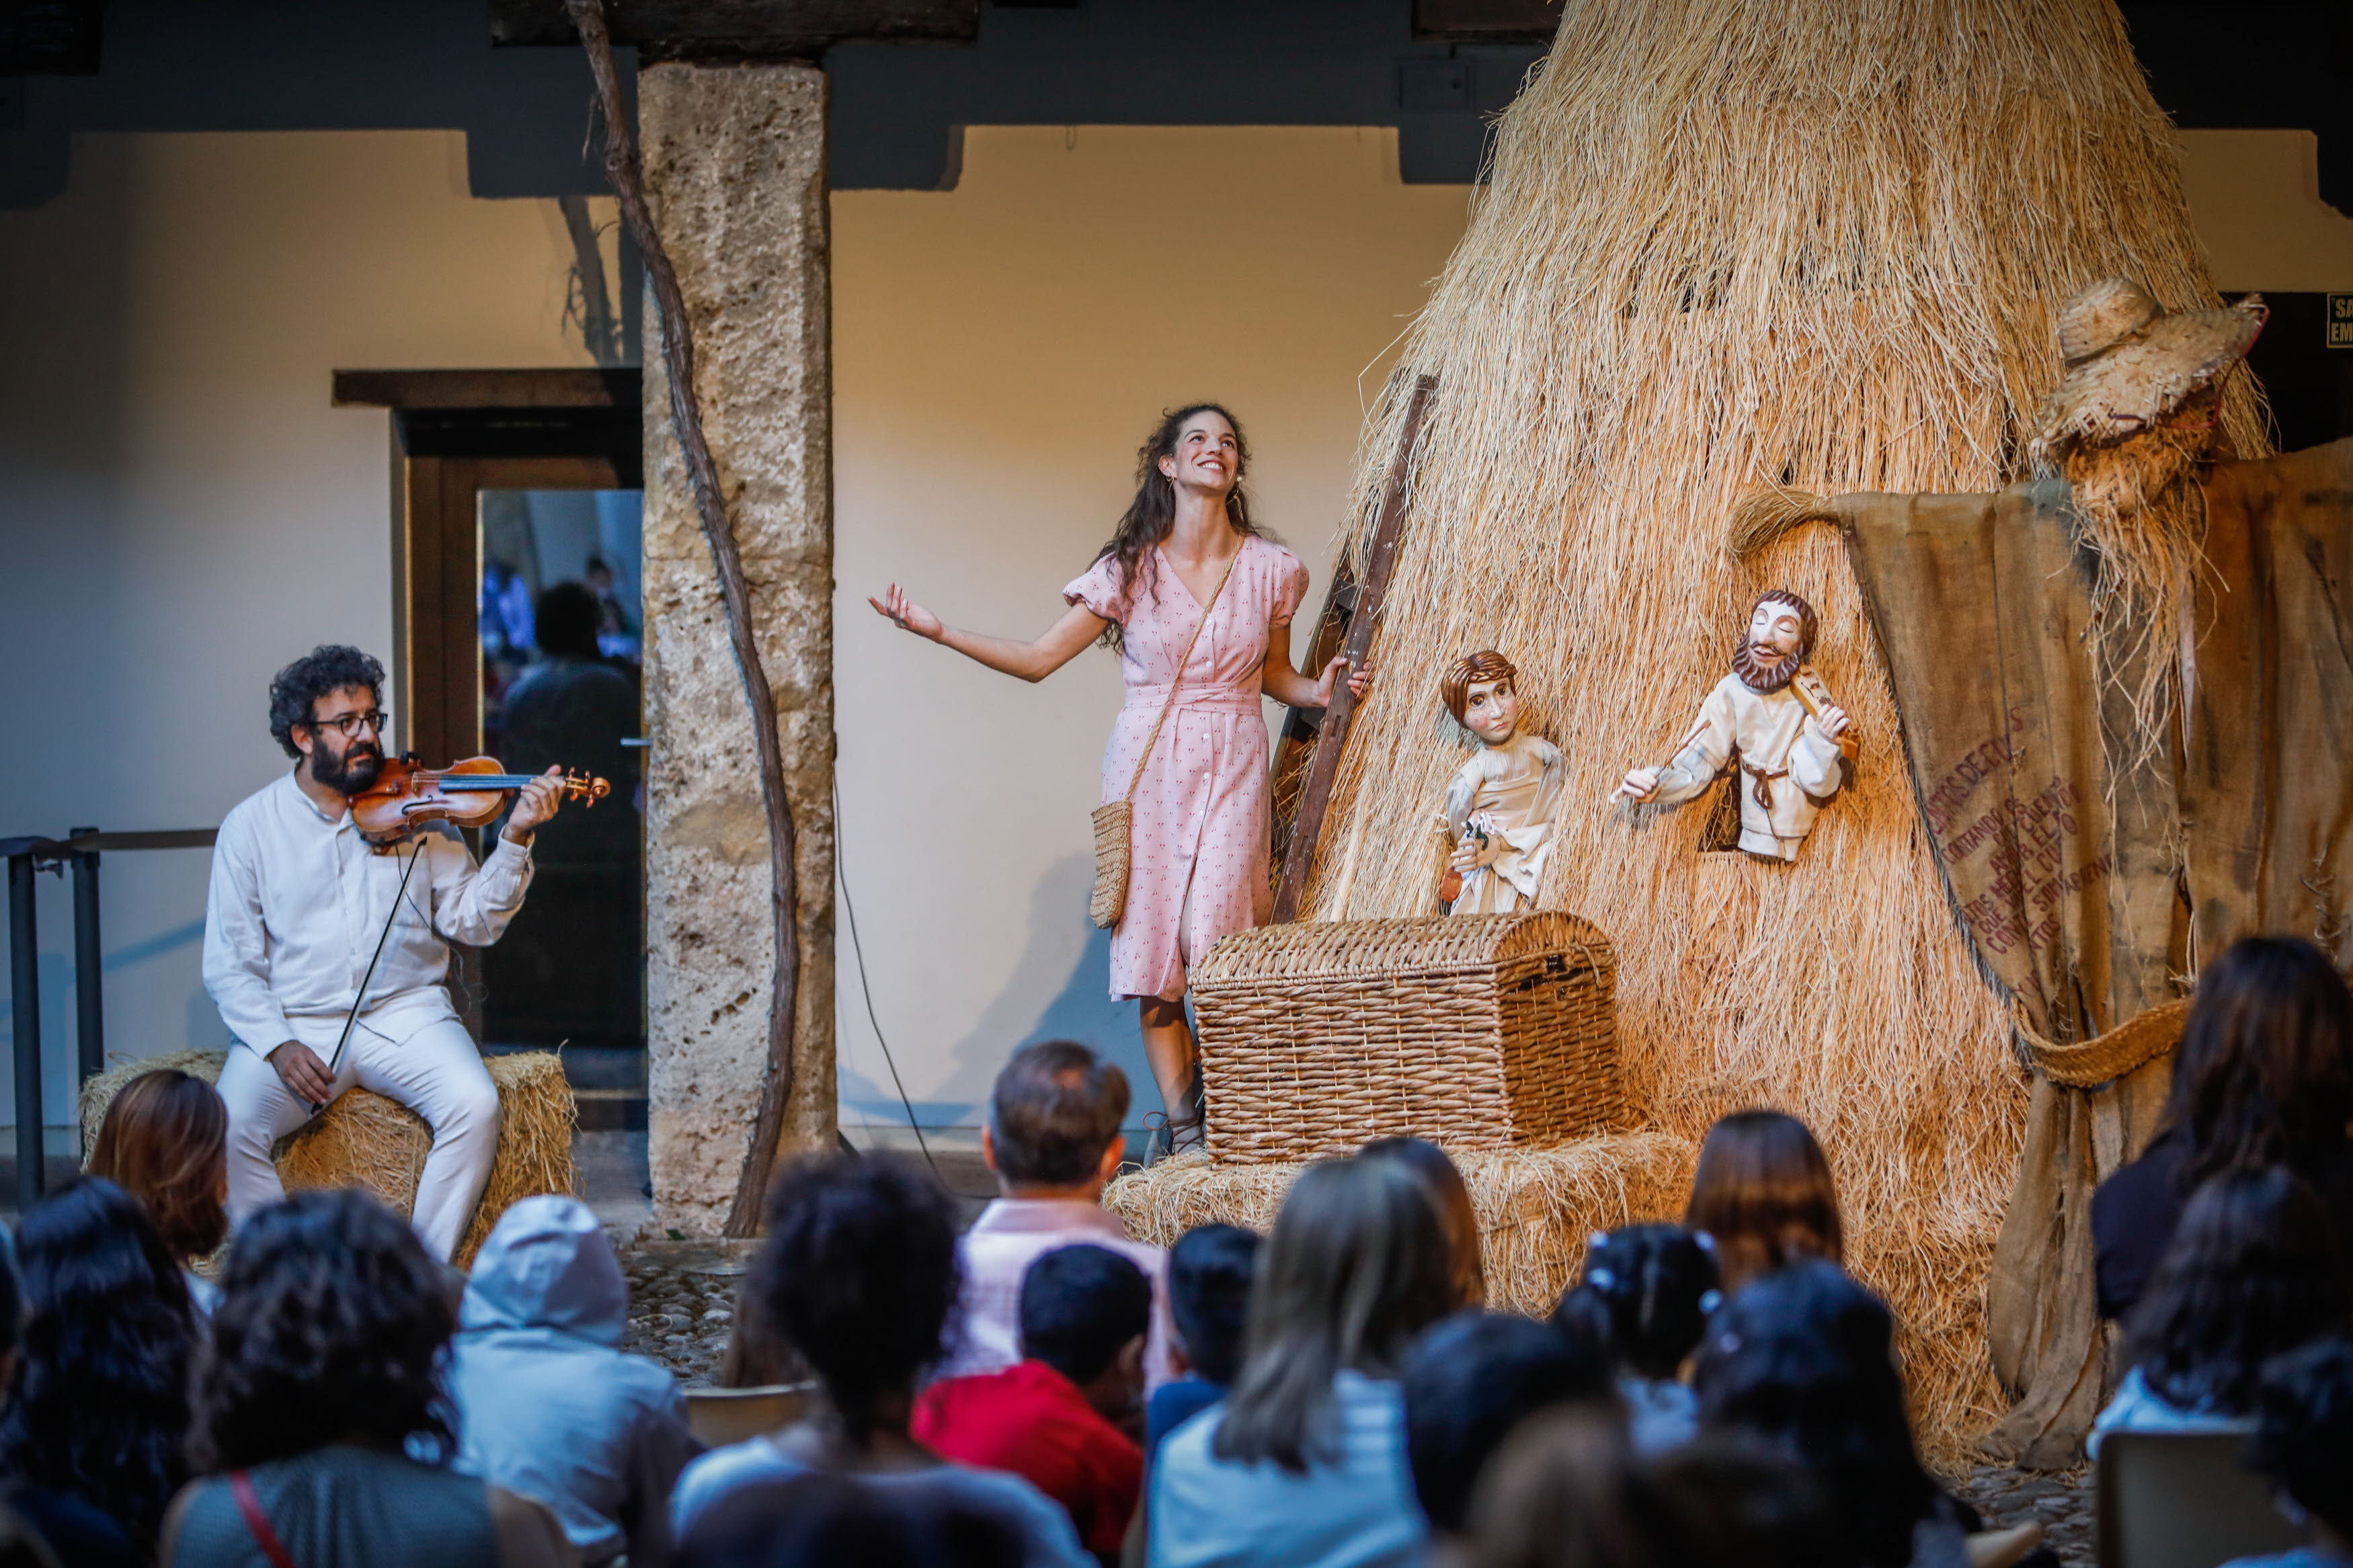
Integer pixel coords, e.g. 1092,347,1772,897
1064,535,1310,1003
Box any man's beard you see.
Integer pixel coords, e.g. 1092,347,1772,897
313,742,383,796
2061,422,2211,751
1731,637,1798,694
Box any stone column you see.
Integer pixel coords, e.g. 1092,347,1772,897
639,60,836,1234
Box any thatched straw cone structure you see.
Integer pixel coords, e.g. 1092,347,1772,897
1303,0,2265,1462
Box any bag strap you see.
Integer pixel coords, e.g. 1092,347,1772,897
229,1471,300,1568
1121,548,1240,803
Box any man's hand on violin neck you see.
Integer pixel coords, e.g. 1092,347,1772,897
500,767,566,846
268,1041,335,1106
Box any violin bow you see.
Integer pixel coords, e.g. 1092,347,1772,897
308,839,424,1118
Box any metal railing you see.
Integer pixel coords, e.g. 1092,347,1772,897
2,827,216,1210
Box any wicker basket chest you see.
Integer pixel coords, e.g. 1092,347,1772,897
1192,911,1624,1164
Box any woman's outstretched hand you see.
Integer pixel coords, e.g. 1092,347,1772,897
1307,655,1373,708
868,583,943,642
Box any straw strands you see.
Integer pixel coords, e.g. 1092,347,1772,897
1105,1132,1698,1317
1300,0,2262,1464
80,1048,579,1270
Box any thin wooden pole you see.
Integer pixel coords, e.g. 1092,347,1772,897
1271,373,1437,923
567,0,802,1236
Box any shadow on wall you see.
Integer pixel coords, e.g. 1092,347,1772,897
840,851,1146,1129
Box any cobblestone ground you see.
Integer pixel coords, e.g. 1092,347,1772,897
613,1236,2096,1565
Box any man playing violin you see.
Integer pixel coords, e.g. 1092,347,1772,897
202,644,566,1261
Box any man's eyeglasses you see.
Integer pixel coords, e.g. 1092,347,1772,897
306,710,387,737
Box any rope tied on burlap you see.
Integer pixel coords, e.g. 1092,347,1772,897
2010,997,2191,1089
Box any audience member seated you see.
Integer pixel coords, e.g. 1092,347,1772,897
1552,1225,1720,1454
2223,1333,2353,1568
1152,1154,1459,1568
678,1471,1024,1568
0,1178,195,1560
670,1153,1089,1568
1403,1310,1616,1560
2091,937,2353,1320
450,1195,703,1567
163,1187,573,1566
1362,1136,1487,1308
85,1067,231,1313
1693,1262,1964,1568
1146,1224,1262,1466
1470,1408,1837,1568
2091,1165,2353,1455
1683,1110,1843,1296
917,1243,1150,1565
0,1210,147,1568
943,1042,1174,1390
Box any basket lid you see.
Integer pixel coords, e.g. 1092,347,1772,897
1193,911,1613,985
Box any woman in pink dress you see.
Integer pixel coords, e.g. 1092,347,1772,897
871,405,1366,1152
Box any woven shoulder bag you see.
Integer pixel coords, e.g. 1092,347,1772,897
1090,551,1238,929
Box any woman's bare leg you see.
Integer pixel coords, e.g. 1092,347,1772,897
1139,995,1198,1124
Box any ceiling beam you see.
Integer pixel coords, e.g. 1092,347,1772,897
487,0,978,60
1412,0,1560,45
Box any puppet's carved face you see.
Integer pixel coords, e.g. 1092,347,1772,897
1463,675,1521,745
1733,600,1806,693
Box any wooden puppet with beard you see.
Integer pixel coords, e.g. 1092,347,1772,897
1612,589,1853,863
1730,277,2353,1465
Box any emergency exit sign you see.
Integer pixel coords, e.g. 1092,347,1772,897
2331,294,2353,349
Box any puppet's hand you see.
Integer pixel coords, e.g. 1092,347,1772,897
1611,766,1662,804
1808,704,1851,741
868,583,943,642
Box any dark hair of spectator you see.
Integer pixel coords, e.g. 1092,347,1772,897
266,644,385,758
1215,1155,1458,1472
1361,1134,1486,1307
190,1188,456,1471
85,1069,229,1261
2163,936,2353,1194
0,1179,195,1547
2124,1165,2352,1415
754,1153,961,1441
1168,1223,1262,1386
988,1040,1129,1188
1553,1224,1720,1382
1692,1262,1934,1568
534,581,604,661
1465,1405,1640,1568
1404,1309,1616,1533
1020,1244,1151,1388
1683,1110,1843,1293
679,1471,1024,1568
1630,1436,1845,1568
2244,1332,2353,1542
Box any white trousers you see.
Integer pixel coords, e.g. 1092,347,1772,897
216,1014,503,1263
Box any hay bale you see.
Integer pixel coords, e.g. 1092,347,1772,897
1104,1131,1697,1319
79,1048,578,1270
1295,0,2258,1469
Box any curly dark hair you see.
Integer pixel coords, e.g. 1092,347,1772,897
1088,403,1264,654
267,644,385,758
753,1153,961,1440
1693,1262,1936,1568
2163,936,2353,1194
2124,1165,2352,1415
0,1178,196,1549
1553,1223,1721,1381
190,1188,458,1471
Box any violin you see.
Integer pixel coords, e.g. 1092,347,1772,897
352,755,611,848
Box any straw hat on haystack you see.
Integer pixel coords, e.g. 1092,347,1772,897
2027,278,2267,466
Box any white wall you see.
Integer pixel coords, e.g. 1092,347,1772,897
0,120,2343,1141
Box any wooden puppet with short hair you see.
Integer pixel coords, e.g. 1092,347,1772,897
1438,651,1565,914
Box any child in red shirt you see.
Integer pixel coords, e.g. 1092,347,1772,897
916,1243,1149,1565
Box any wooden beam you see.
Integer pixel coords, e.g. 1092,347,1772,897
0,0,105,75
332,367,639,409
1412,0,1560,44
1270,374,1438,925
489,0,978,54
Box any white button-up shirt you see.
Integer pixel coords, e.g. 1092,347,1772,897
203,772,534,1055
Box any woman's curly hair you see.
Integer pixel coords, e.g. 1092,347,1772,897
752,1153,961,1440
0,1178,196,1549
267,644,384,758
190,1188,459,1471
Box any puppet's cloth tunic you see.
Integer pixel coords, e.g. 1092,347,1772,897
1064,536,1308,1001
